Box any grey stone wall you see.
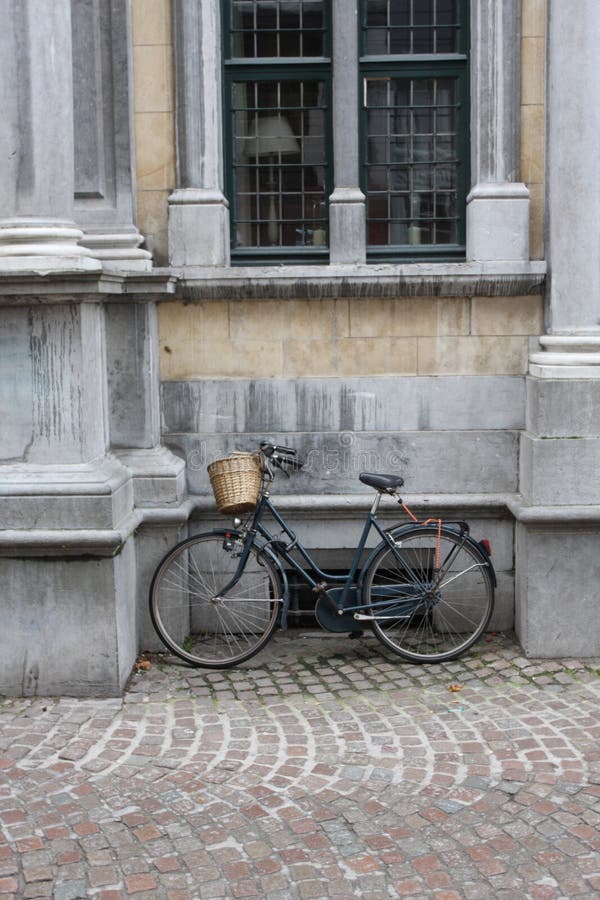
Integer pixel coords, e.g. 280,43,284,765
161,375,524,498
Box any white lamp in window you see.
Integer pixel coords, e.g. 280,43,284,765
244,116,300,244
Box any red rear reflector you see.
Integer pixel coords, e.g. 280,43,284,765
481,539,491,556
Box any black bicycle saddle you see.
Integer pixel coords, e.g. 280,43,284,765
359,472,404,492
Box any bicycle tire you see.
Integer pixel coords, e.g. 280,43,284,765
149,532,281,668
363,525,494,663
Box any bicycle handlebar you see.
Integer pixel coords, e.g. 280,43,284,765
259,441,304,475
260,441,297,457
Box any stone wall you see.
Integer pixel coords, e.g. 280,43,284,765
158,295,543,380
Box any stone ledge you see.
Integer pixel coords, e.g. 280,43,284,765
190,492,516,519
508,498,600,525
174,262,546,300
0,497,197,558
192,492,600,528
0,270,177,302
0,263,546,303
0,458,134,531
5,493,599,560
529,363,600,379
0,519,140,558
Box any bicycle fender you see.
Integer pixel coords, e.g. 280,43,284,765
474,538,497,588
210,528,291,629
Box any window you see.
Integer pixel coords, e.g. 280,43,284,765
222,1,469,263
361,0,470,259
224,1,332,262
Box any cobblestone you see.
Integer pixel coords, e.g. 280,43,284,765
1,632,600,897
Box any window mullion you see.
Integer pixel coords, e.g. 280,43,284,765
329,0,366,264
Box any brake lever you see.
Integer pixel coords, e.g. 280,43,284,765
274,444,296,456
285,458,304,471
271,454,290,478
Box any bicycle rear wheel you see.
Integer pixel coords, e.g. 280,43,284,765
149,532,281,668
364,525,494,663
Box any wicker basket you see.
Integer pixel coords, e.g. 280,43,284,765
207,452,263,515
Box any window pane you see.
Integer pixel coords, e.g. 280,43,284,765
230,0,326,58
364,75,460,246
232,80,329,248
364,0,460,55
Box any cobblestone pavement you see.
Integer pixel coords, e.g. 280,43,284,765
1,632,600,899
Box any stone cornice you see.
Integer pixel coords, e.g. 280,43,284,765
0,270,177,303
0,262,547,303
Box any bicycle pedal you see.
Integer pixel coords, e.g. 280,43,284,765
312,581,328,593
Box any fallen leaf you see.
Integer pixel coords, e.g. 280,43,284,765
447,683,463,693
135,658,151,672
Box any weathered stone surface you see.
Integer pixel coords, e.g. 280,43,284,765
516,523,600,657
526,377,600,437
161,376,526,435
520,434,600,505
135,521,188,651
106,302,160,450
0,539,137,696
0,304,107,465
168,429,519,496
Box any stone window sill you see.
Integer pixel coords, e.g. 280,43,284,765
0,260,546,303
170,261,546,300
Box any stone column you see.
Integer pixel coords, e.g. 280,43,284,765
167,0,230,267
329,0,366,264
0,0,100,272
467,0,530,261
72,0,152,272
515,0,600,658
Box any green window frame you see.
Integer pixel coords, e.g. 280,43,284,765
360,0,470,261
223,2,333,264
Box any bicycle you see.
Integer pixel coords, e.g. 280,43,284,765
149,442,496,669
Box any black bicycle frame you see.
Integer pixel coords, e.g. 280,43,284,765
243,491,420,615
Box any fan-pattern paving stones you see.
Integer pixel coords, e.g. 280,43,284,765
1,632,600,898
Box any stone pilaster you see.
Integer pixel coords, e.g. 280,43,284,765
168,0,230,267
515,0,600,658
467,0,530,261
544,0,600,335
0,0,100,272
72,0,152,272
329,0,366,264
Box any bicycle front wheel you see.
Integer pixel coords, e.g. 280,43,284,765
364,525,494,663
149,533,281,668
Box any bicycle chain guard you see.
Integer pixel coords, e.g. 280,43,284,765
314,588,363,634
